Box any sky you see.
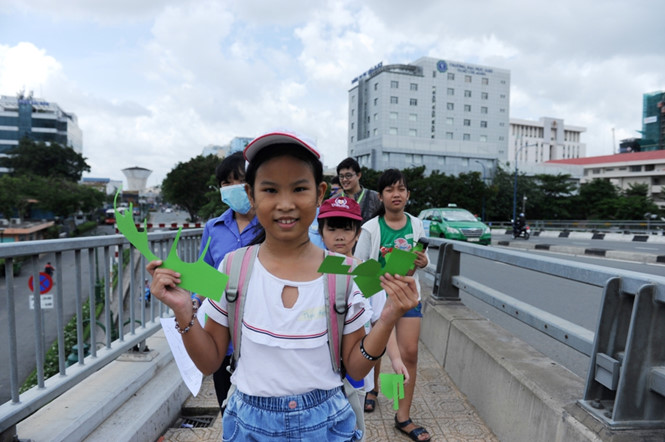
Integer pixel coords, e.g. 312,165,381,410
1,0,664,188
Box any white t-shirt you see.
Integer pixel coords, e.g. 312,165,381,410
204,257,371,397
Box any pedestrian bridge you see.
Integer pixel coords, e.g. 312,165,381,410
1,231,664,441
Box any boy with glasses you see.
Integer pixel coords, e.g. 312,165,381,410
334,157,381,223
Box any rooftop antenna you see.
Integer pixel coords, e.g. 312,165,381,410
611,127,616,154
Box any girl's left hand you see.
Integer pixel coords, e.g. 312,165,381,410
413,250,428,269
379,273,418,320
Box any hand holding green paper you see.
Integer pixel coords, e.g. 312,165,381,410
317,248,418,298
113,192,228,301
380,373,405,410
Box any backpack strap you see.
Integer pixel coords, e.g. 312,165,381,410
225,244,259,367
324,252,355,374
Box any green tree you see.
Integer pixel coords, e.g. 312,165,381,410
161,154,219,222
576,179,620,219
0,138,91,181
529,174,576,219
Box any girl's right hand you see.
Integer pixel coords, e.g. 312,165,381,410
146,260,191,315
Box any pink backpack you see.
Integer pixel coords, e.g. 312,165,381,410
224,244,355,374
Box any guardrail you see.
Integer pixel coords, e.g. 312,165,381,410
425,237,665,429
490,219,665,234
0,229,203,436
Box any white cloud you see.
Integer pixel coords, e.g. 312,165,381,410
0,42,62,95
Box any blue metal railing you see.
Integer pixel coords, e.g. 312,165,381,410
0,229,203,434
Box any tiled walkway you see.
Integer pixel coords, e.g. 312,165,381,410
161,342,497,441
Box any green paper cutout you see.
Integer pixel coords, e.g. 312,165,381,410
113,192,228,301
317,248,418,298
379,373,405,410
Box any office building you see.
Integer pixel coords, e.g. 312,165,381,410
509,117,586,165
0,93,82,154
641,91,665,150
348,57,510,176
202,137,253,158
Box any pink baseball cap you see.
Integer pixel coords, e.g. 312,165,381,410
244,128,320,162
318,197,362,221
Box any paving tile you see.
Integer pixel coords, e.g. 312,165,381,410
161,343,497,441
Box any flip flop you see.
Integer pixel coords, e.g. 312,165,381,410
364,389,378,412
395,415,431,441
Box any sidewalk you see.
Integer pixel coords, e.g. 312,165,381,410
160,341,497,441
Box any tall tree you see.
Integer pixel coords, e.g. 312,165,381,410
0,138,91,181
161,154,219,222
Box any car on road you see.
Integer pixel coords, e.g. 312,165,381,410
418,204,492,245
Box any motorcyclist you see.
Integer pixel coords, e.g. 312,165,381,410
514,213,527,237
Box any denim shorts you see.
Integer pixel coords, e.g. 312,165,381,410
223,386,361,441
402,301,423,318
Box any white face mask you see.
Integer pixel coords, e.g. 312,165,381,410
220,184,251,214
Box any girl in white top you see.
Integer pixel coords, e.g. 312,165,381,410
147,131,419,441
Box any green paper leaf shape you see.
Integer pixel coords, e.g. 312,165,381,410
379,373,405,410
113,192,228,301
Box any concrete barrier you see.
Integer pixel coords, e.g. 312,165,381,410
16,331,189,442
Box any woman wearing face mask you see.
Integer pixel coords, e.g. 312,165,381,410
192,151,260,412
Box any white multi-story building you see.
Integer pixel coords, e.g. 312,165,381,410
347,57,511,176
548,150,665,208
509,117,586,166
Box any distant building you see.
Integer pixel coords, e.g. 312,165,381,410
548,150,665,208
202,137,253,158
347,57,510,176
81,177,122,195
0,93,82,154
641,91,665,150
509,117,586,165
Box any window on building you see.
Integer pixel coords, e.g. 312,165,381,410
383,152,390,162
464,90,472,97
391,80,399,89
465,75,472,83
480,135,487,142
351,109,355,116
374,113,378,121
501,80,506,84
374,83,378,90
464,119,471,126
431,110,435,117
352,95,356,102
410,83,418,91
409,113,417,121
446,117,454,125
373,128,378,136
374,98,378,105
630,165,642,172
481,106,488,114
446,132,453,139
447,88,454,96
390,96,398,104
409,129,417,136
410,98,418,106
481,92,488,100
464,104,471,112
447,73,455,80
482,77,489,85
463,133,470,140
432,70,436,78
500,94,506,99
432,95,436,103
351,122,355,129
645,164,655,172
480,120,487,128
390,111,398,119
351,136,354,142
389,127,398,135
447,102,454,110
500,108,506,112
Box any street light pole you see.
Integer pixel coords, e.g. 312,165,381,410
474,160,487,221
512,140,538,223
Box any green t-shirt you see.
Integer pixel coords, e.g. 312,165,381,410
377,216,414,267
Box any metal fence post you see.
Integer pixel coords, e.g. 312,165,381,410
432,242,460,301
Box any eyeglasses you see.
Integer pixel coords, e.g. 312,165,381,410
338,173,356,181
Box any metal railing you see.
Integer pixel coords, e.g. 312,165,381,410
0,229,203,434
427,237,665,428
490,219,665,234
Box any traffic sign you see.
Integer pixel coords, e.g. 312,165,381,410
28,272,53,294
29,294,54,310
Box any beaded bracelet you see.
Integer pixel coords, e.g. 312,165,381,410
360,335,386,361
175,300,198,334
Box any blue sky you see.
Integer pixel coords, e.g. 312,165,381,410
1,0,664,187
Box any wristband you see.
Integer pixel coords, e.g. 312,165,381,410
359,335,386,361
175,300,198,334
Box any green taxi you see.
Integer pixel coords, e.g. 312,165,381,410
418,204,491,245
